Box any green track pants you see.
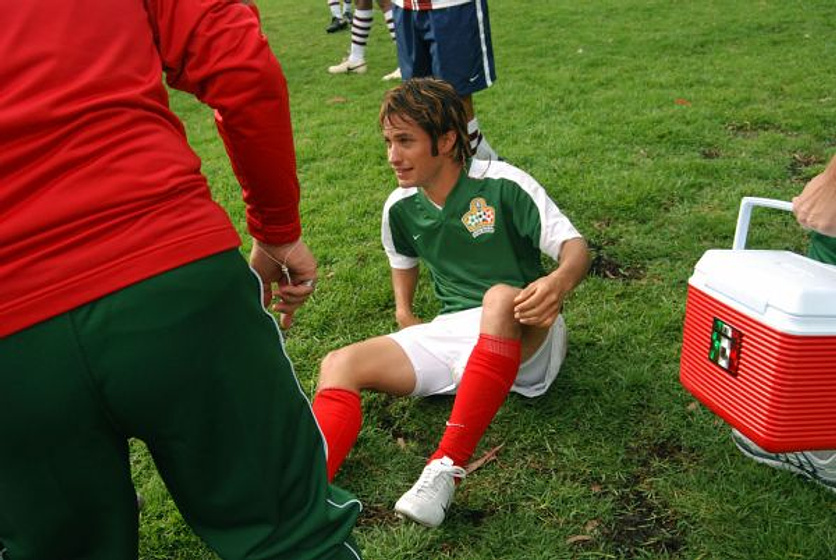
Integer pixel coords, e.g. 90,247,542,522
0,250,361,560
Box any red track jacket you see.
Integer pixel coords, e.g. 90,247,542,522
0,0,300,337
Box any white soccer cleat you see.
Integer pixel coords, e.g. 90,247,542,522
328,58,367,75
394,456,466,527
382,67,402,81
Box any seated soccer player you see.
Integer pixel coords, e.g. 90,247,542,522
312,77,590,527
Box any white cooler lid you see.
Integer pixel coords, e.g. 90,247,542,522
689,249,836,334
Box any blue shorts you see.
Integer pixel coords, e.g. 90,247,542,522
393,0,496,96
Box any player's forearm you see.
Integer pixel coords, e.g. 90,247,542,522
391,266,419,323
823,154,836,181
167,1,300,245
548,237,591,294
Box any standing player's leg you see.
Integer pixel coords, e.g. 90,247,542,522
313,336,418,481
81,251,362,560
395,284,549,527
378,0,402,81
427,0,499,160
462,94,498,162
392,4,433,84
0,315,140,560
326,0,349,33
329,0,374,75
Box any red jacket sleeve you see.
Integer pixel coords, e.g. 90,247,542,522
145,0,300,244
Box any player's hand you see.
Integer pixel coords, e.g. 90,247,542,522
250,238,317,329
793,158,836,237
512,275,567,328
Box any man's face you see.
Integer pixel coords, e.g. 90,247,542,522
382,116,447,189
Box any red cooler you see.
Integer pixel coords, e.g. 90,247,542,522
680,197,836,452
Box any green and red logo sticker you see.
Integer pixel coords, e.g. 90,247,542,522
709,318,742,375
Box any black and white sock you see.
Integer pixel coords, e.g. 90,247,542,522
348,9,373,63
467,117,498,160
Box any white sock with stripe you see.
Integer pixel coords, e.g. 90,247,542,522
328,0,341,18
467,117,498,160
384,9,396,41
349,9,373,63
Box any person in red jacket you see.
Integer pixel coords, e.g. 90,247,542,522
0,1,361,559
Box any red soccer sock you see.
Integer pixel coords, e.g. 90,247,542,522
430,334,522,467
311,388,362,482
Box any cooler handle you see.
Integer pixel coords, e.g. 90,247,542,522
732,197,794,250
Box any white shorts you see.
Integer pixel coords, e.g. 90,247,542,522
387,307,567,398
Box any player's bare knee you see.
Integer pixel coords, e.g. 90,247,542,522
480,284,521,334
481,284,519,316
318,347,360,391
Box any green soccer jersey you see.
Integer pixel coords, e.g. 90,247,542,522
382,159,582,314
809,231,836,265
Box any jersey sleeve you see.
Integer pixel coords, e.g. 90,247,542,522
381,189,420,269
145,0,300,244
530,186,582,261
493,163,582,261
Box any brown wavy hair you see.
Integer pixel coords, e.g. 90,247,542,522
379,78,473,164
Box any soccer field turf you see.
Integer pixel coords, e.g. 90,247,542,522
136,1,836,558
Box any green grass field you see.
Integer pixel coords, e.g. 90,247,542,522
135,1,836,558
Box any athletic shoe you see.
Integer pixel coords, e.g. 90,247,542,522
381,67,402,81
325,16,348,33
328,58,367,75
394,456,466,527
732,429,836,493
343,9,353,23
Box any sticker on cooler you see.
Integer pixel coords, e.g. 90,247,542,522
679,197,836,453
709,318,742,374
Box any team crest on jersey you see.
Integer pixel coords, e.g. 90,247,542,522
461,197,495,238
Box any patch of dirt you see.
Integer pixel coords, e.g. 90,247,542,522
725,120,792,138
356,503,400,527
605,482,685,558
598,437,692,557
788,152,824,181
588,243,645,281
644,439,697,463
